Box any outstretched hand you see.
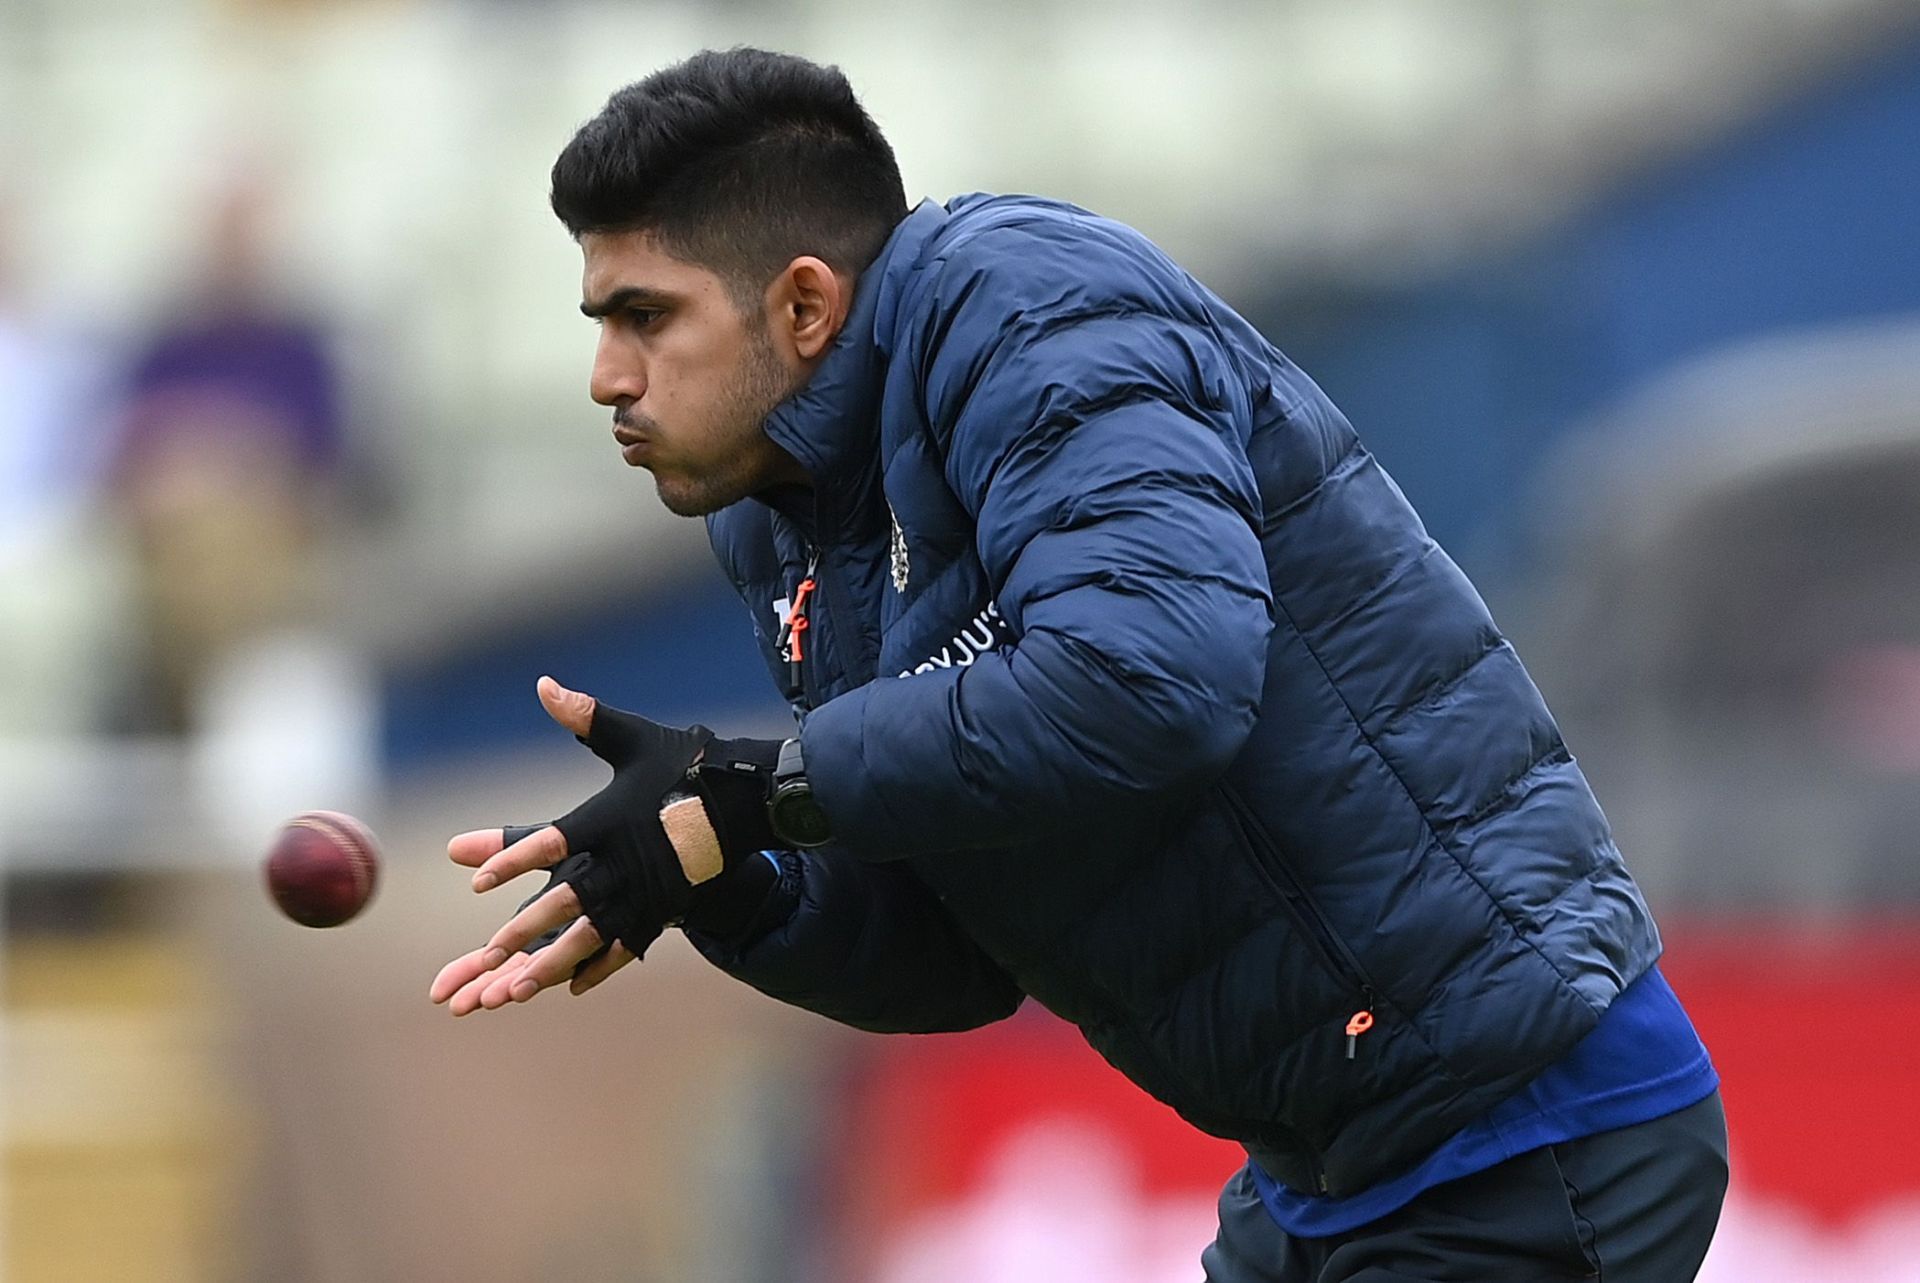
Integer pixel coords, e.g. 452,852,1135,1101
429,676,638,1016
429,674,788,1017
429,824,639,1014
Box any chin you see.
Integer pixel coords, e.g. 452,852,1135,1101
652,481,708,518
653,475,741,518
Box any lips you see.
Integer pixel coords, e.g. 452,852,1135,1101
613,423,650,466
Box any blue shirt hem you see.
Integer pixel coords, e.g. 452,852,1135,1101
1250,966,1718,1237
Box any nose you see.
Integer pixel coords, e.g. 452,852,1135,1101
590,330,645,407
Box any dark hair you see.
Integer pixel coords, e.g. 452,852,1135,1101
551,48,909,299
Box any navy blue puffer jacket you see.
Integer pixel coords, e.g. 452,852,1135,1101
694,195,1659,1198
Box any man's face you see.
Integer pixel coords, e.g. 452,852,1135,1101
580,230,804,516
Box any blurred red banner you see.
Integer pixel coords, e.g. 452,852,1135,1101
827,921,1920,1282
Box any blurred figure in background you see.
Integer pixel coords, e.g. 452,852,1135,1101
104,166,347,736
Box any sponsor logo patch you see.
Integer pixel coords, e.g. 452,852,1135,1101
900,601,1012,676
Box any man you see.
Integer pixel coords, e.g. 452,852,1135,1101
429,49,1728,1281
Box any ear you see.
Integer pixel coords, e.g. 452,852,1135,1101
767,255,851,363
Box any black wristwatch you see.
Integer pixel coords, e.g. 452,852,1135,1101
767,737,833,848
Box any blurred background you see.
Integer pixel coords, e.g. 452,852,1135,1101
5,0,1920,1278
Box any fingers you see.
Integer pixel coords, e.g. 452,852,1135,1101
432,940,544,1014
457,824,568,892
496,917,605,1004
447,824,553,869
537,674,596,738
429,945,496,1005
480,882,581,961
446,828,506,869
428,883,580,1015
569,941,637,995
446,950,535,1016
430,900,622,1016
429,879,581,1016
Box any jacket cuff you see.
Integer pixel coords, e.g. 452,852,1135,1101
681,850,803,958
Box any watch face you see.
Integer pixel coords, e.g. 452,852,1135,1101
771,787,833,848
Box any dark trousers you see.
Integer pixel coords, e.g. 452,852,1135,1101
1202,1091,1729,1282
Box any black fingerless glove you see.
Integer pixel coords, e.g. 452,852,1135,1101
542,705,715,957
515,842,781,958
509,842,608,961
501,706,789,961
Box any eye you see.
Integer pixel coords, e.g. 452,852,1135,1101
586,304,667,331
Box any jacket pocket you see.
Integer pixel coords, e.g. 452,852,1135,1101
1217,783,1376,1008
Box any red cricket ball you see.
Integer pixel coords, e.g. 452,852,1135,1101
264,810,381,928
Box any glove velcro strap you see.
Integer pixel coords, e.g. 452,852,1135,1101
691,736,781,858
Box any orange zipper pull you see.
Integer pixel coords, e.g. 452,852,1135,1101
1344,1009,1375,1060
789,608,810,661
782,572,818,688
788,578,816,662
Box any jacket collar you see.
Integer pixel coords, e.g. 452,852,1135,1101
759,199,950,497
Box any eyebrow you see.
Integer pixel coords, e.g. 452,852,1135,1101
580,285,678,319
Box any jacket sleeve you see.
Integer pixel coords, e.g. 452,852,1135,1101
684,851,1025,1034
800,243,1275,860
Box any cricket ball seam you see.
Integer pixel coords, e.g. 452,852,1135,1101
289,811,378,904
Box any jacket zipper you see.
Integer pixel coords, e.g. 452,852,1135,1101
777,549,820,695
1218,784,1379,1067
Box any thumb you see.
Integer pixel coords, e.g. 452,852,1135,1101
537,675,597,738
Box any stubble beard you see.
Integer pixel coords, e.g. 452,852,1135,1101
650,327,799,518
